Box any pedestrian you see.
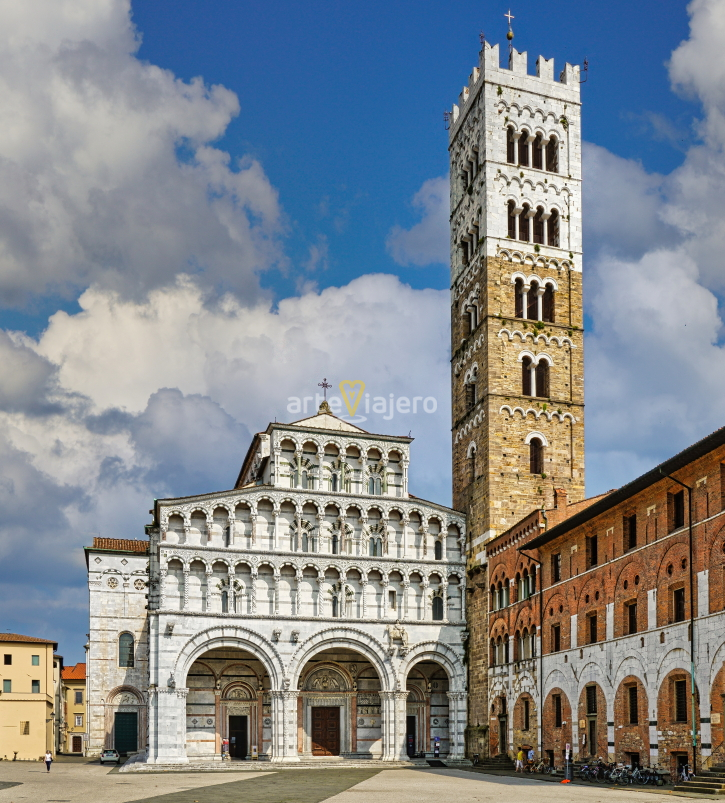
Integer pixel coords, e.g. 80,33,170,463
44,750,52,772
528,747,535,767
516,747,524,772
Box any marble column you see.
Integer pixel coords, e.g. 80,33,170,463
270,690,300,762
250,568,258,614
182,568,189,610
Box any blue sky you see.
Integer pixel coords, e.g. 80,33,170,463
1,0,724,661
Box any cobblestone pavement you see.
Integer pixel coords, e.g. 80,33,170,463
0,764,679,803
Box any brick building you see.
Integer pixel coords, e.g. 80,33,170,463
485,427,725,776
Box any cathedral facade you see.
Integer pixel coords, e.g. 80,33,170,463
86,405,467,764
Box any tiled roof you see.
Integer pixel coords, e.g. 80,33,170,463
0,633,57,645
91,538,149,553
61,662,86,680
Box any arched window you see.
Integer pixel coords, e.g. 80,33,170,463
546,137,558,172
507,200,517,239
331,474,338,492
504,635,510,663
490,585,497,612
527,280,539,320
331,596,338,617
535,361,550,397
507,127,516,164
519,204,531,242
518,129,529,166
502,582,509,607
221,590,228,613
515,278,525,318
533,206,545,244
469,448,476,483
293,468,300,487
301,470,309,490
529,438,544,474
368,476,375,495
118,633,134,668
530,565,537,594
434,540,443,560
522,356,533,396
331,533,339,555
369,538,381,557
302,532,309,552
543,284,555,322
547,209,560,248
224,525,231,547
491,639,497,665
532,133,544,169
432,594,444,621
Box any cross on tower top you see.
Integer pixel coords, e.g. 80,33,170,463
504,9,514,25
318,377,332,400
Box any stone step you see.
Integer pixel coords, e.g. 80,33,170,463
674,782,725,796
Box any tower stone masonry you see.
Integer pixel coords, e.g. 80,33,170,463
448,39,585,745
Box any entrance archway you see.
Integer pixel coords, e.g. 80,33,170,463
185,646,271,759
406,660,450,757
297,647,382,758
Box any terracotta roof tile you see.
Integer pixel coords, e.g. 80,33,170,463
61,662,86,680
91,538,149,553
0,633,57,645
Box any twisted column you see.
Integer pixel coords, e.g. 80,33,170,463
182,568,189,610
250,568,258,614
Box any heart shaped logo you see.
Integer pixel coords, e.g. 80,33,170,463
339,380,365,416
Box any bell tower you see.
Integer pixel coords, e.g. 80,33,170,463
450,37,585,556
449,36,586,737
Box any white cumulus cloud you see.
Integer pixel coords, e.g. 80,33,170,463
0,0,283,304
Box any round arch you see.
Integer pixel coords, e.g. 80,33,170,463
287,626,395,691
399,640,466,692
173,625,284,689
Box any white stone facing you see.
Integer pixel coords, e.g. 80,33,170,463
448,41,582,280
87,408,468,764
86,547,149,756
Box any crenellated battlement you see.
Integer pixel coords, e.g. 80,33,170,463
450,41,581,132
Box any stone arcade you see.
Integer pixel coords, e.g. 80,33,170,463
86,404,468,764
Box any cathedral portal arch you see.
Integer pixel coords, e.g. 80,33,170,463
174,625,284,689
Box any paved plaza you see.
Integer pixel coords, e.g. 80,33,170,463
0,763,681,803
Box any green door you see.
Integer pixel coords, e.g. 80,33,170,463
114,711,138,754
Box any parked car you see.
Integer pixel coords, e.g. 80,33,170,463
100,749,120,765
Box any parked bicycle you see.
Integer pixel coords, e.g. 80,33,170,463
678,763,695,784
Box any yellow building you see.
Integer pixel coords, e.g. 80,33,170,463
0,633,59,760
61,663,86,754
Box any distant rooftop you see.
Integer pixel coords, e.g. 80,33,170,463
61,662,86,681
90,537,149,554
0,632,57,646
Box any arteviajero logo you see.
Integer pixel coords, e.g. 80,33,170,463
286,379,437,423
339,380,365,416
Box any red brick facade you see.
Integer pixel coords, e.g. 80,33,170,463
481,428,725,775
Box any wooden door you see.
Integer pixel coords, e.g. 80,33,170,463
72,735,82,753
311,706,340,756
